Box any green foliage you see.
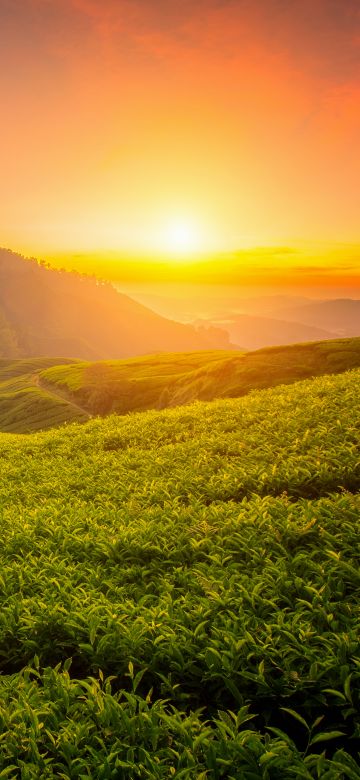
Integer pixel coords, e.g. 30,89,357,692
0,369,359,775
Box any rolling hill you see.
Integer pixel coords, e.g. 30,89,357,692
40,336,360,418
0,248,229,359
1,337,359,433
0,369,359,775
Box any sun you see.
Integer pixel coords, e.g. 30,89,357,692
147,213,210,258
162,218,201,256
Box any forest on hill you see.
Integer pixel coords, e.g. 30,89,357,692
0,249,229,360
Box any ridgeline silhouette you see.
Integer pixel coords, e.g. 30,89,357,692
0,249,228,359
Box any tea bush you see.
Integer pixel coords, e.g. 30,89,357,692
0,369,359,777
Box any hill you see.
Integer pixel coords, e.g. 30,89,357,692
1,337,359,433
0,248,228,359
0,370,359,775
40,336,360,418
0,351,236,433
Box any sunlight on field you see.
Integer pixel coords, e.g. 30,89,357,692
0,370,359,774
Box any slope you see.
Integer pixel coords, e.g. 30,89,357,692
0,357,90,432
40,336,360,417
0,370,358,775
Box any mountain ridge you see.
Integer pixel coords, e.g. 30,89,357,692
0,249,231,359
269,297,360,335
195,312,335,350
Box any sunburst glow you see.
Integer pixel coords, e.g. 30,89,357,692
162,219,202,256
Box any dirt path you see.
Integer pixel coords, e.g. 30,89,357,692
34,374,92,419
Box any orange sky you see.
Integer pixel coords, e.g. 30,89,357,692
0,0,359,287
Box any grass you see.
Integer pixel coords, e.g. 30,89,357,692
0,368,359,776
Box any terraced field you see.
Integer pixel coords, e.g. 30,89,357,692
0,369,359,777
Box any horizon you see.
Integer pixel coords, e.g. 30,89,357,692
3,242,360,299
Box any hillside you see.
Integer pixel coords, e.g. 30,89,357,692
40,336,360,418
0,357,90,432
0,249,227,359
0,370,359,776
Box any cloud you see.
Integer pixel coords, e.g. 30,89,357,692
293,265,350,273
6,0,358,93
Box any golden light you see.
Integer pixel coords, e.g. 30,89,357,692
162,218,202,256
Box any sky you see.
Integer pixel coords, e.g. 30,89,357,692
0,0,359,288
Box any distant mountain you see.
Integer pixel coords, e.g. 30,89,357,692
115,288,312,322
195,313,335,350
229,294,312,316
270,299,360,336
0,249,230,359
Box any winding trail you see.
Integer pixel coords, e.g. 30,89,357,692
34,374,92,419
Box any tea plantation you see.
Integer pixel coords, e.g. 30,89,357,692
0,369,359,778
